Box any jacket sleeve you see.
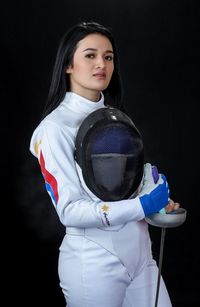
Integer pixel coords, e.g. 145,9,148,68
30,120,145,228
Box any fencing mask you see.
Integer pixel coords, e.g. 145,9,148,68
74,107,144,201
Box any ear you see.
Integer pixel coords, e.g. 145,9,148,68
66,65,73,74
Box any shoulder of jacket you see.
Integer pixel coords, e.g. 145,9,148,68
29,118,61,156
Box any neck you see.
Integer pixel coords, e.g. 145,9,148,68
69,87,101,102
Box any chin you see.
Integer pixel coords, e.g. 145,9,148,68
93,84,109,92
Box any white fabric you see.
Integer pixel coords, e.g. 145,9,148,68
58,233,172,307
30,92,145,228
30,91,172,306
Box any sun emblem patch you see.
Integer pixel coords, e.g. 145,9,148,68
101,203,111,226
101,204,109,212
34,140,42,157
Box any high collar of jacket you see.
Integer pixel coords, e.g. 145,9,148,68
61,91,105,115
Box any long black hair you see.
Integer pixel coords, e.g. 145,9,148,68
41,21,124,120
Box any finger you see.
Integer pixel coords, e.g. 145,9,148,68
165,201,180,212
165,204,174,213
165,199,175,212
174,203,180,210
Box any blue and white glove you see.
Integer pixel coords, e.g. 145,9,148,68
138,163,170,216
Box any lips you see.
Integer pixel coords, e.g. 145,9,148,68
93,72,106,79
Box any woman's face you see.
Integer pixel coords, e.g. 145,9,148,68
66,33,114,101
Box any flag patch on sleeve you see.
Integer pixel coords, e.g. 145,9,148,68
39,151,59,205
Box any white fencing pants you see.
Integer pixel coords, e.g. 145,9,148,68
58,231,172,307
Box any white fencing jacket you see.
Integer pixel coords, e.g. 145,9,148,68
30,92,152,278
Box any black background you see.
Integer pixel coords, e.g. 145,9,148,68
1,0,200,306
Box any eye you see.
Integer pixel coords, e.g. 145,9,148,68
85,53,95,59
105,55,114,61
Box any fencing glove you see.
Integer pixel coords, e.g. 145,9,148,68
138,163,170,216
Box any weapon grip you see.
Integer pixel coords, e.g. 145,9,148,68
152,165,166,214
152,165,159,183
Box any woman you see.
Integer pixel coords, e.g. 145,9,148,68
30,21,179,307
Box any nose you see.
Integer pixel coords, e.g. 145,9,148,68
95,56,105,69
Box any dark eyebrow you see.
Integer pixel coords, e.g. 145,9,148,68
82,48,114,53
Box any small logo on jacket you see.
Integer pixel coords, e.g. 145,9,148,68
101,204,110,226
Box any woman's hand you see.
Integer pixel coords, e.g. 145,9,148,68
165,199,180,213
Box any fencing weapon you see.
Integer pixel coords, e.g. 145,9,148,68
146,166,187,307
